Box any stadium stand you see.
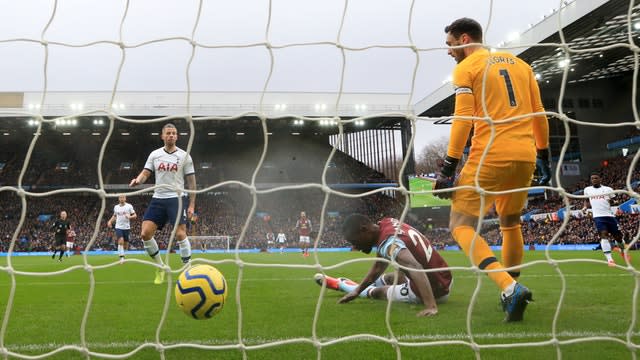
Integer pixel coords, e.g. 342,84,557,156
0,128,402,252
3,123,639,254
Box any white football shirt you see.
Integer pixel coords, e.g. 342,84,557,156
276,233,287,243
113,203,135,230
584,185,615,218
144,147,195,199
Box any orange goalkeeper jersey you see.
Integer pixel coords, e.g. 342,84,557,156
446,48,549,165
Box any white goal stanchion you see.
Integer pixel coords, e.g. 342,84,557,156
1,0,640,359
190,236,232,253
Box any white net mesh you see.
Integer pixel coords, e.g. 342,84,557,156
1,0,640,359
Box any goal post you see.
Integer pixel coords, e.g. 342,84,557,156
189,235,232,253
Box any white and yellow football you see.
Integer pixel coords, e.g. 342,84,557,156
175,264,228,319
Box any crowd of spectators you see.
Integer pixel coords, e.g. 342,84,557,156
0,132,404,253
4,185,639,254
419,213,640,249
525,155,640,214
0,135,392,189
4,133,640,253
409,153,640,249
0,188,411,253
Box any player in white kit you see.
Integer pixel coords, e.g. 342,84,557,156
276,231,287,254
583,173,629,266
130,123,197,284
107,194,137,264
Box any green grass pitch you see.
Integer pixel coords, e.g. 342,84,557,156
409,176,452,208
0,250,638,359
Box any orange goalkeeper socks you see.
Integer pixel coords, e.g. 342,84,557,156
500,225,524,279
452,225,514,291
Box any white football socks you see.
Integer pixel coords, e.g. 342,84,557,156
338,279,374,298
502,281,517,297
601,239,613,262
373,276,388,287
144,238,164,265
177,238,192,261
117,244,125,257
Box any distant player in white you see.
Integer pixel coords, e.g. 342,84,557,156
276,230,287,254
130,123,197,284
583,173,629,266
107,194,137,264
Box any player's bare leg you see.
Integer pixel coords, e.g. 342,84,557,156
304,239,312,257
612,232,631,262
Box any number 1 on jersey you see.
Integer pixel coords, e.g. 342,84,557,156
499,69,517,107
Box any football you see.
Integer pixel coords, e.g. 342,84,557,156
175,264,228,319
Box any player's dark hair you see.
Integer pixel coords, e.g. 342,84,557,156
162,123,177,133
341,214,371,239
590,172,601,177
444,17,483,42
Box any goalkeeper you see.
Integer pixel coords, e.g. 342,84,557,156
435,18,551,322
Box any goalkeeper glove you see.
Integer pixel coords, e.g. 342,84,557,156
535,148,552,186
434,156,459,199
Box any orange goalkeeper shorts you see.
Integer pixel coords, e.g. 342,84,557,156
451,161,535,217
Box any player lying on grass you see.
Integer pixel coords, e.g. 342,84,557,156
332,214,453,317
314,271,451,308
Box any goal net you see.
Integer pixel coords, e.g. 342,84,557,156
1,0,639,359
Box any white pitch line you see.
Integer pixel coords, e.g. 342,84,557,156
0,272,634,287
4,331,639,352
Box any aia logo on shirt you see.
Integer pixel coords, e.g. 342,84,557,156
157,162,178,172
158,162,178,172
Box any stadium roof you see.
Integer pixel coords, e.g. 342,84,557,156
416,0,635,116
528,0,637,85
0,110,406,138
